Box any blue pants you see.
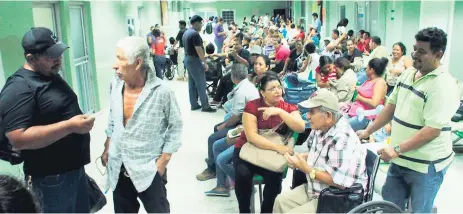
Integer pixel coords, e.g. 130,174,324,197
154,55,166,79
185,56,210,109
382,163,449,213
357,68,368,85
348,115,370,131
31,167,90,213
215,39,224,54
207,122,234,172
213,138,235,188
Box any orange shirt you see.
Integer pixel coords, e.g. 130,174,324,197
152,37,166,56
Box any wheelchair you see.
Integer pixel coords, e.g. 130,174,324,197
164,53,178,81
290,149,381,213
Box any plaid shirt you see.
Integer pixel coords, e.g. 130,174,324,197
305,117,367,194
105,70,183,192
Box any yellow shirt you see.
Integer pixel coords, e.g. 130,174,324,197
387,66,461,173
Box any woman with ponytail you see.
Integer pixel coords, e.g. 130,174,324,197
347,57,388,131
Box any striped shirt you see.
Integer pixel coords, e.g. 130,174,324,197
387,66,461,173
105,70,183,192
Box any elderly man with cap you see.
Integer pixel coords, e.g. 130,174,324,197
182,15,216,112
273,89,367,213
0,27,95,212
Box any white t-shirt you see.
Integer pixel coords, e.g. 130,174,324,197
337,26,347,35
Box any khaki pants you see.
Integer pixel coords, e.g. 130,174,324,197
273,183,318,213
177,47,185,77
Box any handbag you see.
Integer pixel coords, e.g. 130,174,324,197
86,174,107,213
316,183,364,213
239,122,292,172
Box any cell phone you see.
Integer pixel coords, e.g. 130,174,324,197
87,111,103,119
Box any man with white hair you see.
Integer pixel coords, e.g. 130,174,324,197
101,36,183,213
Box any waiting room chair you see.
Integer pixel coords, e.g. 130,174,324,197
205,57,223,95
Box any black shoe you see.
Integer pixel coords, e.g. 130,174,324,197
201,107,217,113
191,106,202,111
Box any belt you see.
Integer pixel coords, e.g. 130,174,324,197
399,152,454,165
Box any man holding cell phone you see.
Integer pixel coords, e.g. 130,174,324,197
0,27,95,213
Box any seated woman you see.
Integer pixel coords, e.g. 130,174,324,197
250,55,271,85
315,56,337,88
329,57,357,103
286,42,320,85
385,42,412,95
234,72,306,213
281,40,307,77
347,57,388,131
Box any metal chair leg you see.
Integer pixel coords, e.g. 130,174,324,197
259,184,263,204
250,187,256,213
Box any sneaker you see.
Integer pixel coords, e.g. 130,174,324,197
205,187,230,197
196,169,216,181
201,107,217,113
210,100,221,106
191,105,202,111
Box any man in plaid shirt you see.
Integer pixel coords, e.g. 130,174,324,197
101,37,183,213
274,89,367,213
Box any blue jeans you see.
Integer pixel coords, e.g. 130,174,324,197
213,138,235,188
31,167,89,213
357,68,368,85
185,56,209,109
207,122,234,172
348,115,370,131
215,38,224,54
154,55,167,79
382,163,449,213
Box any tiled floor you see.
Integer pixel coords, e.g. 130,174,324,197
1,79,463,213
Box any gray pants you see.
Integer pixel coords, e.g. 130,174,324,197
184,56,209,109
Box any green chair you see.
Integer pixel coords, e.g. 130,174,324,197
250,133,299,213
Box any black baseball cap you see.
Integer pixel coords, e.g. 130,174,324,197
190,15,203,24
21,27,69,58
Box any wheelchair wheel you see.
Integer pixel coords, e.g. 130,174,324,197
348,201,403,213
164,63,175,80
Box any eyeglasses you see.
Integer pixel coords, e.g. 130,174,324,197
265,85,283,92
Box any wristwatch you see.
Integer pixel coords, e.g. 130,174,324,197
309,168,316,180
394,145,402,154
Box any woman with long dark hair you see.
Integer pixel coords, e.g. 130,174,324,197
234,72,305,213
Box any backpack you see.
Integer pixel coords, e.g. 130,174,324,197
0,72,39,165
205,22,213,34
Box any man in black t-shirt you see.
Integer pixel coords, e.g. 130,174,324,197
182,15,216,112
210,38,251,105
343,39,363,63
0,27,95,213
174,20,187,81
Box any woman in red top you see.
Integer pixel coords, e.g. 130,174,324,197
233,72,305,213
315,55,337,88
152,29,167,79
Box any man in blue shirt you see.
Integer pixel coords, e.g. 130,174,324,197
312,13,321,39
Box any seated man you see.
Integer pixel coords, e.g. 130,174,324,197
204,63,260,196
196,63,258,181
273,89,367,213
270,36,290,74
210,37,252,105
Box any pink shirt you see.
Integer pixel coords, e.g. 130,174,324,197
348,79,384,119
275,45,290,62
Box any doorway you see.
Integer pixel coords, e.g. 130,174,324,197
69,5,97,113
274,9,286,21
